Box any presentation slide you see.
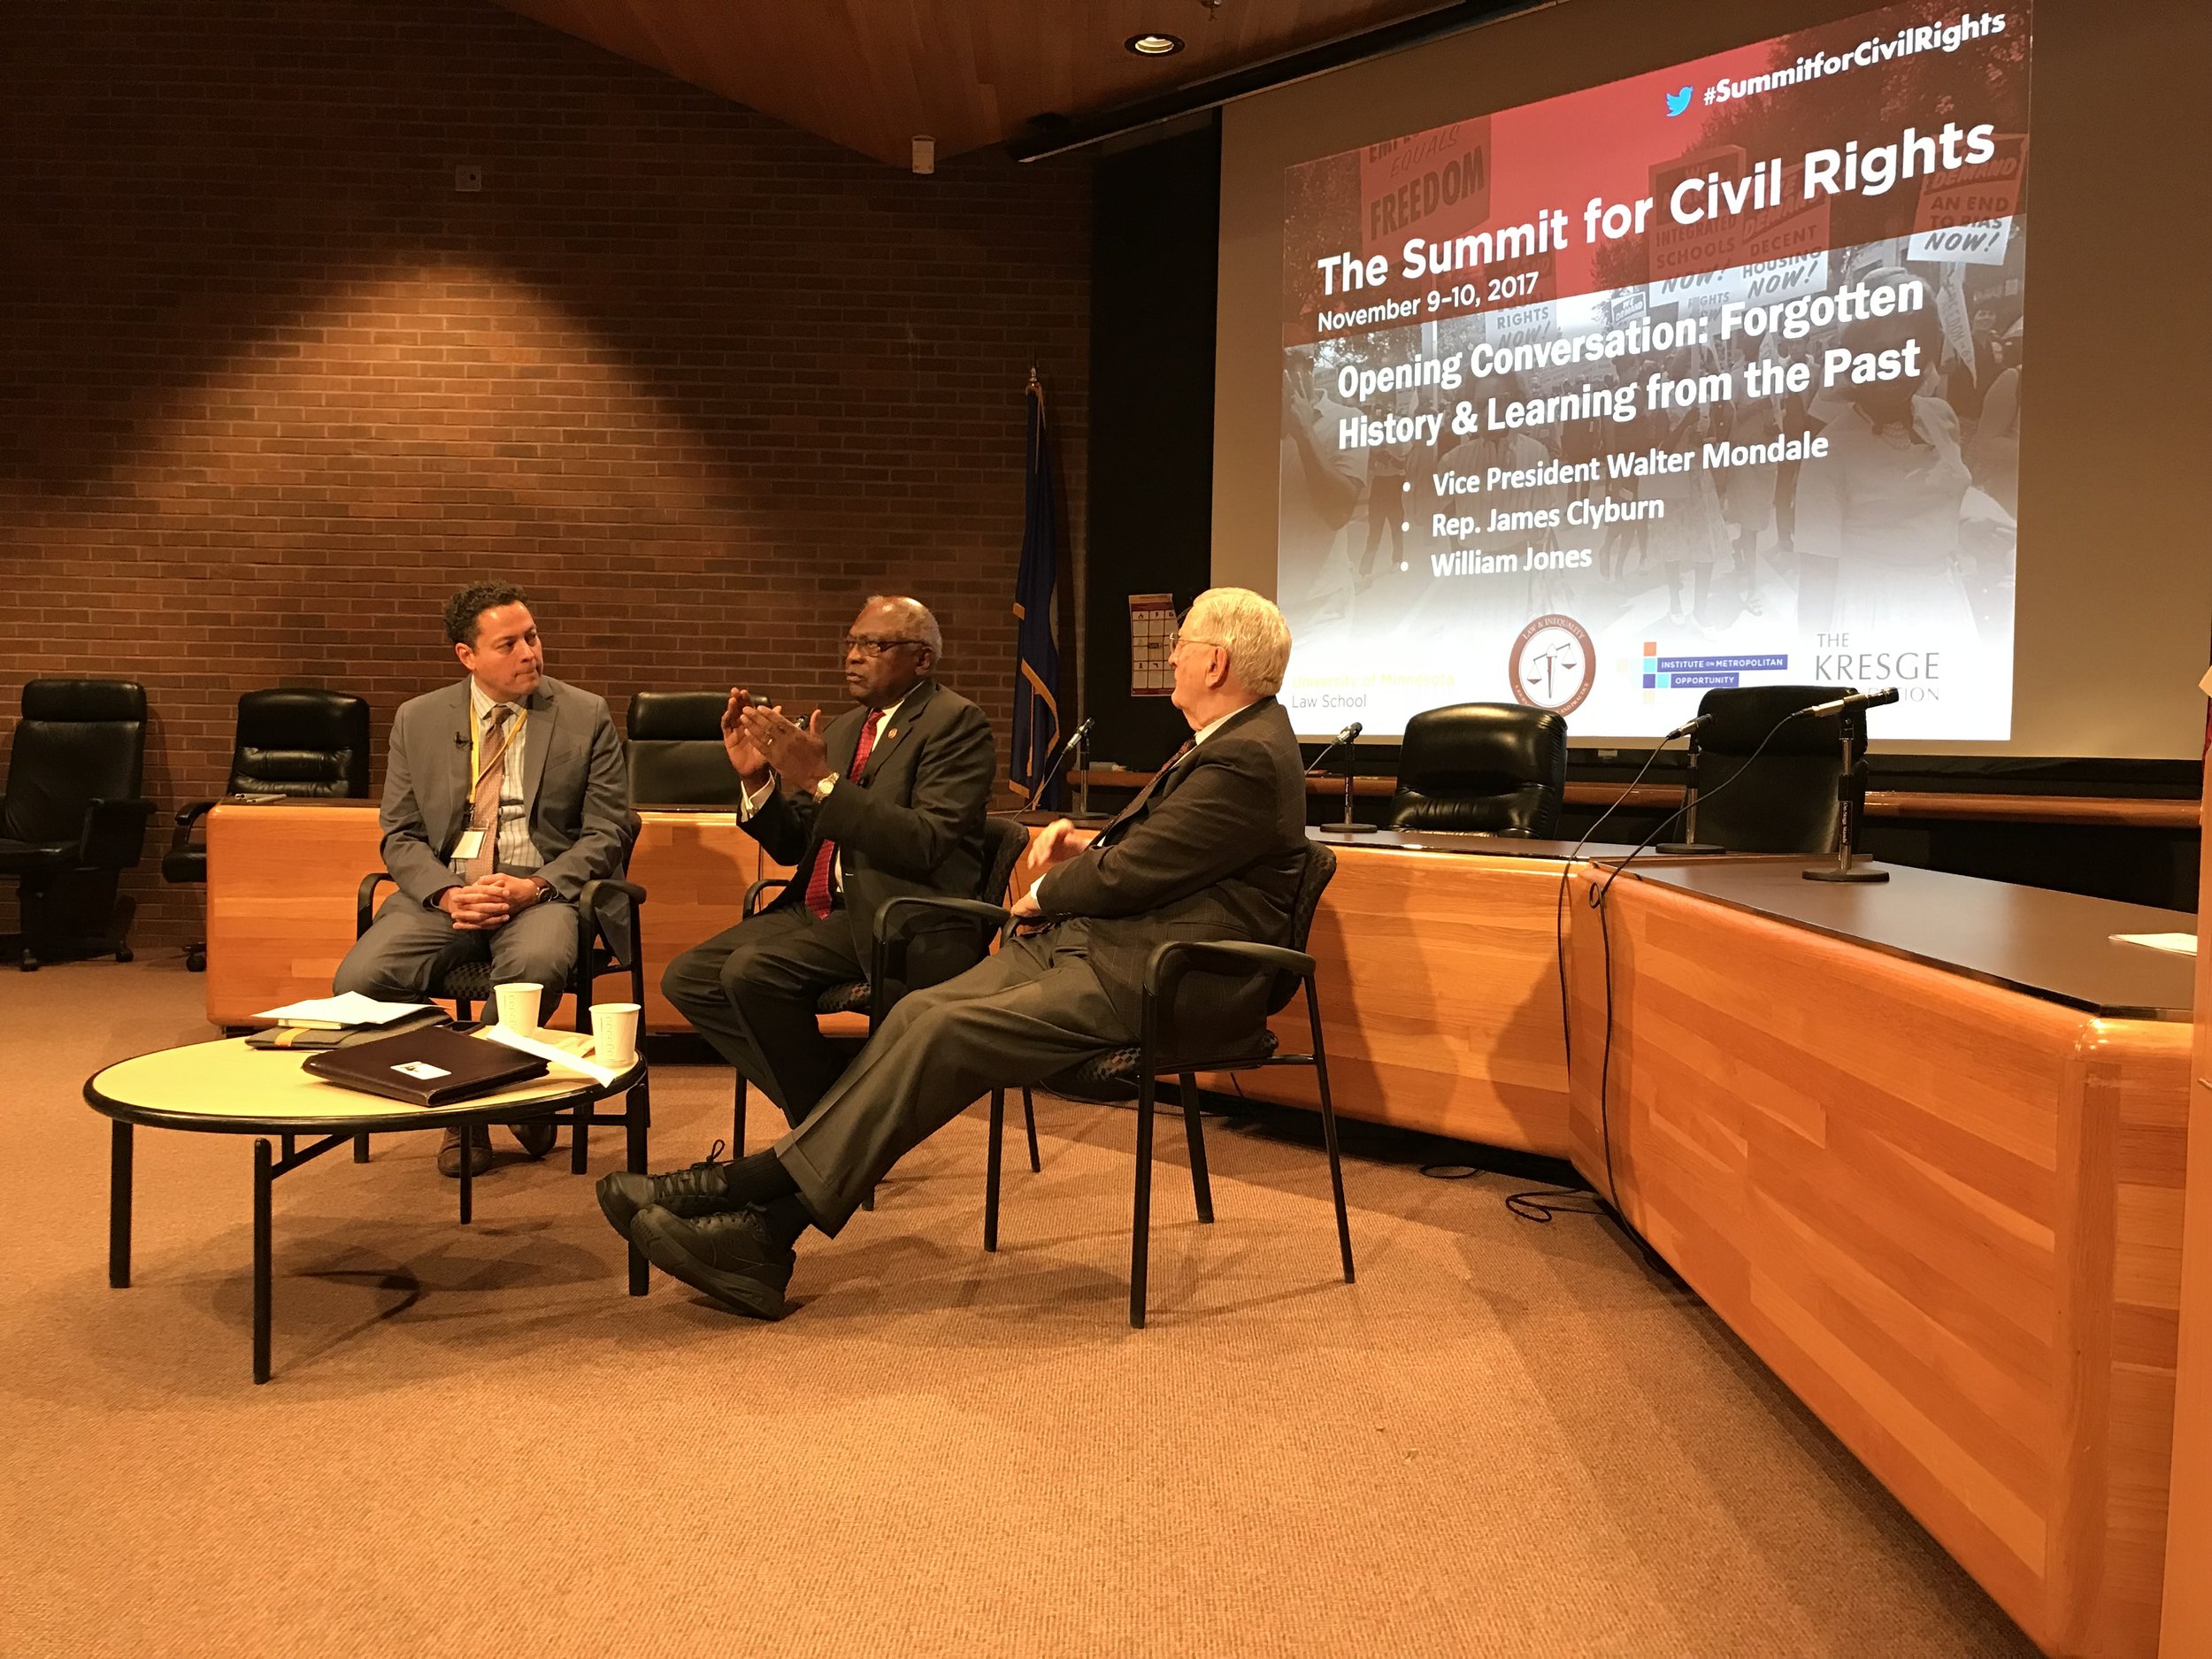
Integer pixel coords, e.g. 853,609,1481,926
1276,1,2032,741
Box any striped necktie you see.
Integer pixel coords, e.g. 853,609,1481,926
465,703,516,881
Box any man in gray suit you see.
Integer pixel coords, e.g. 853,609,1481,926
596,588,1308,1318
335,580,634,1174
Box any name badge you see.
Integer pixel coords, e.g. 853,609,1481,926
452,829,486,861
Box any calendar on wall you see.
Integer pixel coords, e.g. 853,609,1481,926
1128,593,1175,696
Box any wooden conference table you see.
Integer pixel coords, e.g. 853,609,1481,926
201,799,2196,1655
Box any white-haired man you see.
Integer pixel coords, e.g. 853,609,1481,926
600,587,1310,1319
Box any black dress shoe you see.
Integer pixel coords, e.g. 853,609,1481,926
437,1126,505,1179
594,1146,790,1241
631,1205,793,1320
511,1117,559,1160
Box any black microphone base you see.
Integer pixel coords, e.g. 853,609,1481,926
1655,840,1725,855
1322,820,1380,835
1802,859,1889,883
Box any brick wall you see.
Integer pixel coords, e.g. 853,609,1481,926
0,0,1090,952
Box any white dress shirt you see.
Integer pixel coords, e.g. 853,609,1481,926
452,680,541,877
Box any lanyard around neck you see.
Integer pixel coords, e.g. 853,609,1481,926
470,705,527,797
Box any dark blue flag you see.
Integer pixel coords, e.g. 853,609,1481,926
1010,376,1064,808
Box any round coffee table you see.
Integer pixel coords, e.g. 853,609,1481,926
85,1034,652,1383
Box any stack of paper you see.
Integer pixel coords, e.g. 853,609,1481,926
254,993,438,1029
482,1025,623,1087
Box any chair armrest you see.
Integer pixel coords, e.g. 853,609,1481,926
870,895,1013,992
81,799,157,870
1140,939,1316,1056
577,877,648,967
170,799,219,846
357,871,396,938
579,876,647,910
742,876,790,918
1141,940,1316,999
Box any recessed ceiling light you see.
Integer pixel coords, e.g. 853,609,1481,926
1126,33,1185,56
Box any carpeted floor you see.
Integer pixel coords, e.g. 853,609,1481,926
2,958,2034,1657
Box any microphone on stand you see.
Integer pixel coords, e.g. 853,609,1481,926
1800,688,1897,884
1655,712,1724,855
1306,721,1377,834
1026,716,1094,813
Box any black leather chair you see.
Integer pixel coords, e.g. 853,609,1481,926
627,691,742,807
1686,685,1863,854
165,689,372,971
987,841,1354,1328
354,867,647,1171
0,680,157,971
731,816,1034,1173
1387,703,1567,836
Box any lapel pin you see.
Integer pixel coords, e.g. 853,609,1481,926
883,729,897,743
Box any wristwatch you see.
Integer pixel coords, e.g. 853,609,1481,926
813,775,837,801
529,875,557,902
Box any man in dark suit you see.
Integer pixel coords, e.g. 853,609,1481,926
334,580,634,1174
659,595,996,1131
598,587,1307,1320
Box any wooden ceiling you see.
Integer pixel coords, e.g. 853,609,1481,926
494,0,1460,167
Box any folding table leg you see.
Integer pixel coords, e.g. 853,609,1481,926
109,1121,133,1289
626,1079,650,1297
253,1137,273,1384
457,1130,473,1227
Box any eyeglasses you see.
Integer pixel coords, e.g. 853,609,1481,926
1167,630,1225,654
841,636,926,657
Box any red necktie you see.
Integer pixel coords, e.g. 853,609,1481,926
804,711,883,919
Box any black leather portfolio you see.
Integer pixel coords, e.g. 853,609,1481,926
302,1022,548,1106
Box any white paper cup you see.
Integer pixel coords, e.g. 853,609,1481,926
591,1002,641,1070
494,982,543,1037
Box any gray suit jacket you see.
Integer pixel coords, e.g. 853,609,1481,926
379,674,634,916
1034,696,1309,1041
744,678,996,976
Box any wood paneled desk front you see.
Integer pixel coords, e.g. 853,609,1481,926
1564,860,2195,1658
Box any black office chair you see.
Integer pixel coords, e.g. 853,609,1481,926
732,816,1033,1179
1685,685,1863,854
1387,703,1567,836
987,841,1353,1328
165,689,372,972
626,691,743,807
354,866,647,1172
0,680,157,971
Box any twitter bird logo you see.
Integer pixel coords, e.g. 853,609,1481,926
1665,85,1694,117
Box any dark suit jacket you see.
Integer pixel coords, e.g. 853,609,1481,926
1034,696,1308,1041
378,674,634,923
743,678,996,974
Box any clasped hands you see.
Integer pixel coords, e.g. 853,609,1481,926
720,688,834,794
438,872,541,932
1008,818,1085,920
